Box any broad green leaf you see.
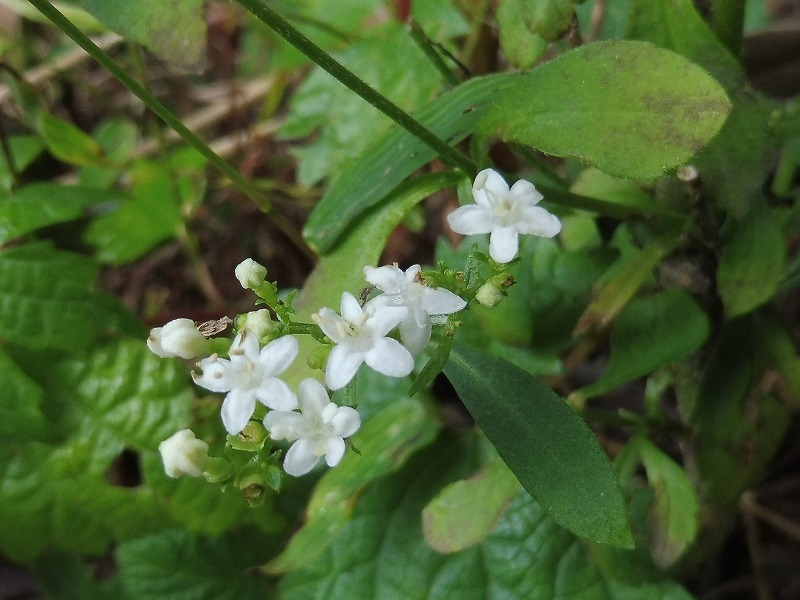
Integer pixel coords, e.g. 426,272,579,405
263,397,438,573
117,529,273,600
482,40,731,180
85,160,183,264
288,171,462,386
282,23,443,187
0,0,104,31
637,436,700,568
422,458,520,553
77,0,206,71
0,242,99,350
626,0,745,90
0,183,115,244
0,339,193,560
33,553,124,600
0,347,48,442
497,0,547,69
575,290,710,401
575,228,685,336
0,135,44,191
303,73,517,253
80,118,139,188
717,207,786,317
40,112,106,167
444,343,633,547
280,433,691,600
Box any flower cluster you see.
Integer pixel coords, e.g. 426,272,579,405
148,169,559,483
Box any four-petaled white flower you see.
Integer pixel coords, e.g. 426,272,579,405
148,318,210,359
313,292,413,390
159,429,209,478
193,332,299,435
364,264,466,354
447,168,561,263
265,378,361,476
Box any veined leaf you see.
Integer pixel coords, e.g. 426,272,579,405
444,343,633,547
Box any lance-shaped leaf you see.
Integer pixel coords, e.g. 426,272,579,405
444,342,633,547
482,40,731,180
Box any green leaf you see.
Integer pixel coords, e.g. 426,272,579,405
519,0,581,41
303,73,517,253
444,343,633,547
282,23,443,187
0,339,193,561
85,160,183,264
0,242,100,350
0,183,115,244
497,0,548,69
0,134,44,191
76,0,207,71
482,40,731,180
575,290,710,401
0,347,48,442
717,207,786,317
40,112,106,167
117,529,273,600
422,458,520,553
637,436,700,569
80,118,139,188
280,433,692,599
263,397,438,573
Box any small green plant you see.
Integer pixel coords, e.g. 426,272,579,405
2,0,799,598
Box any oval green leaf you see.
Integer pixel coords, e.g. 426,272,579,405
443,342,633,547
482,40,731,180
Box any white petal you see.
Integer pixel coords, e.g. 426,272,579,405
192,356,232,393
298,378,330,414
421,287,466,316
331,406,361,438
326,345,365,390
258,335,299,375
284,439,320,476
364,264,404,292
235,330,261,361
404,264,422,282
509,179,543,205
220,388,256,434
447,205,493,235
147,327,167,357
365,338,414,377
489,226,520,263
264,410,304,441
365,304,406,338
519,206,562,237
324,437,346,467
340,292,363,323
255,377,298,411
473,168,510,206
313,307,345,343
399,316,432,355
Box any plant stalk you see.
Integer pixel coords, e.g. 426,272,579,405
232,0,477,177
27,0,315,261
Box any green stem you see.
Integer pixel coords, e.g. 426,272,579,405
407,18,459,87
711,0,745,57
0,114,20,189
287,321,324,338
27,0,315,261
232,0,477,176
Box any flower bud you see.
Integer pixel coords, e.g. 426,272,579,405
227,421,269,452
159,429,209,478
236,464,267,507
307,345,331,371
235,258,267,289
148,318,210,359
475,274,514,307
239,309,277,342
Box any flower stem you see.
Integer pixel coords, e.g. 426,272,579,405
406,18,460,87
27,0,315,261
232,0,477,177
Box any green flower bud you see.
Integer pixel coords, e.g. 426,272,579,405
227,422,269,452
236,464,267,507
475,282,504,307
307,345,331,371
239,309,277,342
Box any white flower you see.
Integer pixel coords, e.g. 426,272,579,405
312,292,413,390
192,332,299,435
159,429,209,478
147,318,209,359
363,264,466,354
235,258,267,289
447,168,561,263
265,379,361,476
